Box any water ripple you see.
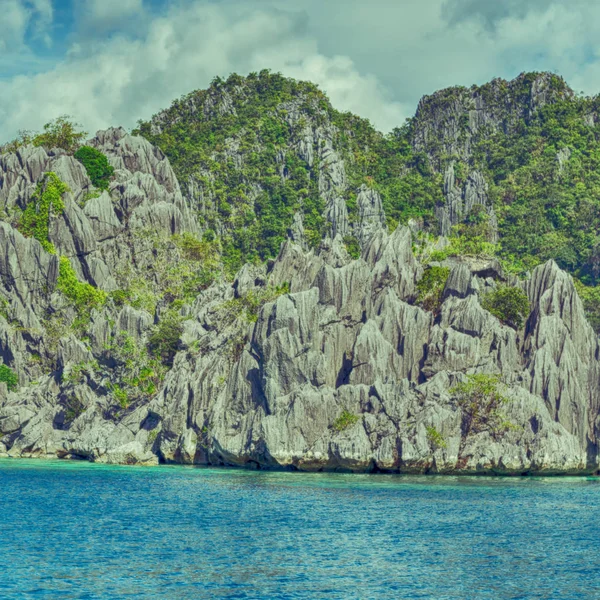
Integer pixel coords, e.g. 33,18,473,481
0,460,598,599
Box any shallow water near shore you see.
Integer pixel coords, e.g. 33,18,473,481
1,459,598,599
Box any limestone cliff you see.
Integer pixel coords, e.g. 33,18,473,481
1,73,599,474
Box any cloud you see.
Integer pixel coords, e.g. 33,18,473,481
4,0,600,146
441,0,552,30
0,0,52,50
75,0,144,34
0,1,408,142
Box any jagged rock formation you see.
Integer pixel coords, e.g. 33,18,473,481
1,72,600,474
436,164,497,238
412,72,574,165
412,72,574,237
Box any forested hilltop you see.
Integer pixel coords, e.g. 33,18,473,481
1,70,600,473
135,70,600,327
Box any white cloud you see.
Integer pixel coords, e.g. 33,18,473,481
5,0,600,145
75,0,144,33
0,1,408,142
0,0,52,49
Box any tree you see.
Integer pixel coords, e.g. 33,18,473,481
148,313,184,366
481,285,530,329
416,266,450,313
450,374,514,451
74,146,114,189
0,364,18,391
32,116,87,153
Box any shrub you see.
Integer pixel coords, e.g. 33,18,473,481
446,207,498,258
74,146,114,189
416,266,450,313
57,256,107,311
429,249,449,262
148,312,184,366
425,425,447,450
481,285,530,329
0,364,18,391
333,410,360,432
574,280,600,333
450,374,514,444
343,235,361,259
103,331,166,404
19,172,69,253
218,283,290,326
111,384,129,409
31,116,87,153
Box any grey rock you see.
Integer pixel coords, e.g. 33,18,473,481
0,120,599,475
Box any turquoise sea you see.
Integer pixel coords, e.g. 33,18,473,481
0,460,598,599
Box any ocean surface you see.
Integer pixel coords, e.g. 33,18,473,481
0,460,598,599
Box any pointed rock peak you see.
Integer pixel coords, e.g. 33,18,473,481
318,235,352,268
91,127,128,146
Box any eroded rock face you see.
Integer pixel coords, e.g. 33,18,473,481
413,73,572,236
0,127,599,474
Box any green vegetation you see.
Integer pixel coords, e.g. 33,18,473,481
450,374,515,444
416,266,450,312
57,256,107,312
134,71,328,272
425,425,447,450
447,207,498,258
63,394,86,423
19,172,68,253
110,230,222,316
111,384,129,409
148,312,184,367
218,282,290,326
135,71,444,274
0,364,18,391
574,280,600,332
481,285,530,329
333,410,360,432
74,146,114,189
406,75,600,326
62,361,98,386
343,235,361,259
104,331,168,408
5,116,87,153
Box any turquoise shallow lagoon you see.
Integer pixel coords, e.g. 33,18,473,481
0,460,598,599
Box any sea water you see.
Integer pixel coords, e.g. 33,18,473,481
0,459,598,599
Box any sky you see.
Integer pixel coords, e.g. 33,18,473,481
1,0,600,142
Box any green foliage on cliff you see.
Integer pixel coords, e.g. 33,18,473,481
333,118,444,231
148,312,184,367
19,172,68,253
134,70,329,271
5,116,87,154
409,74,600,286
57,256,107,311
104,331,168,408
218,282,290,326
416,266,450,313
134,71,600,327
426,425,447,450
111,230,222,316
0,364,18,391
333,410,360,432
343,235,361,259
447,206,498,258
481,285,530,329
574,280,600,332
135,71,443,274
450,374,514,444
74,146,114,189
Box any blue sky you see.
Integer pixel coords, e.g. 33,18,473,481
1,0,599,142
